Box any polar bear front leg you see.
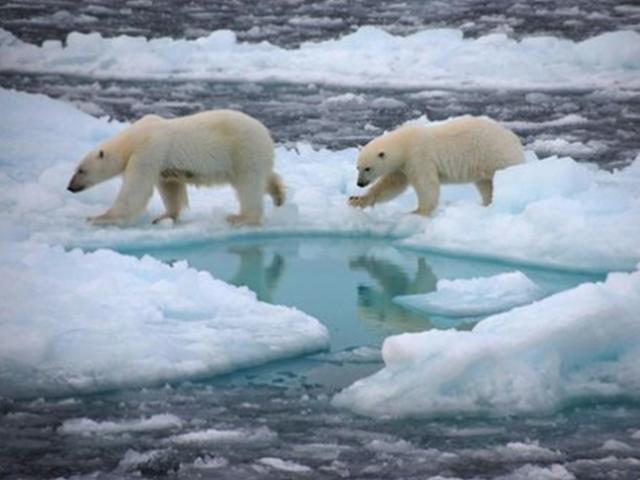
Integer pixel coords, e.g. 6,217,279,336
152,180,188,224
411,177,440,216
88,156,155,226
349,172,408,209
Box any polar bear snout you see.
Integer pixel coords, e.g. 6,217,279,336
67,175,85,193
356,171,371,187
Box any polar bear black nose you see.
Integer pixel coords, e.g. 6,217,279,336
357,180,369,187
67,182,84,193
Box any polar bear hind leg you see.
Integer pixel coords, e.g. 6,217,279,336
228,176,266,226
267,172,285,206
475,178,493,206
153,180,189,224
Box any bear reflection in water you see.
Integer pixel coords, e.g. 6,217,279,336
159,238,448,338
350,254,439,333
227,245,285,303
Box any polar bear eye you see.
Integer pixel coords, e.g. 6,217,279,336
77,168,86,175
364,167,371,172
378,151,385,158
99,150,104,159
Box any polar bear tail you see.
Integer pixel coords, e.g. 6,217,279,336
267,172,286,206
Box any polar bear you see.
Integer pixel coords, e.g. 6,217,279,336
67,110,285,226
349,116,524,216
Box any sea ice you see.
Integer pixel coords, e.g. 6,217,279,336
171,426,277,445
394,271,544,317
0,241,329,397
497,464,575,480
0,27,638,89
258,457,313,473
333,265,640,417
59,414,183,435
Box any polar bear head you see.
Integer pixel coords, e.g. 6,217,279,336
356,130,407,187
67,143,128,193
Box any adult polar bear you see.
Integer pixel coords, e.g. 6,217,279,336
349,116,524,216
67,110,285,226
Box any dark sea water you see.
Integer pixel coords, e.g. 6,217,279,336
2,0,639,47
1,2,640,479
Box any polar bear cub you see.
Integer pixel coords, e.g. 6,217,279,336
67,110,285,226
349,116,524,216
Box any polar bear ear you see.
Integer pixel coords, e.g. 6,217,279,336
378,151,385,158
99,150,104,159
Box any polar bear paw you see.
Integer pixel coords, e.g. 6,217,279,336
87,213,119,226
348,195,371,209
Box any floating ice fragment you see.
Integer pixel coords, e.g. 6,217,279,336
172,426,277,445
394,271,543,317
59,414,183,435
259,457,312,473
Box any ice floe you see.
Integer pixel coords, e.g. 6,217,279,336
0,241,329,397
1,27,639,89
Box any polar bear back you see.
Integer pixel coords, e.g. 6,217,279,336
411,116,524,183
139,110,274,186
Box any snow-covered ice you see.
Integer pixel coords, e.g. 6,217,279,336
0,241,329,397
394,271,544,317
333,265,640,417
1,27,639,89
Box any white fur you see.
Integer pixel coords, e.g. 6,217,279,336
68,110,285,226
350,115,524,215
